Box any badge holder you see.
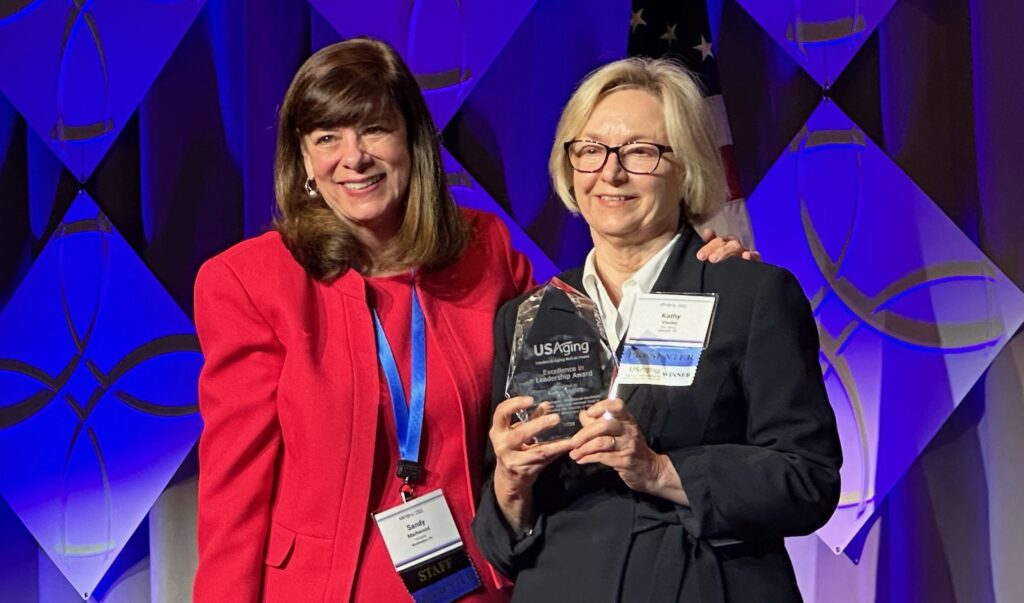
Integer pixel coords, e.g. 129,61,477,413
370,283,482,602
610,292,718,393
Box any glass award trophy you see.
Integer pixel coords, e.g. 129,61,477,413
504,278,617,442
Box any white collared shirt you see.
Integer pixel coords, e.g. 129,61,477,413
581,233,681,352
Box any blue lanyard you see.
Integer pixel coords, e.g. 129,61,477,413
372,281,427,481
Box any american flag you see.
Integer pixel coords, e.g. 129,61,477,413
629,1,754,249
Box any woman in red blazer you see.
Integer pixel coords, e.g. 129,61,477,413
192,38,533,602
193,38,749,603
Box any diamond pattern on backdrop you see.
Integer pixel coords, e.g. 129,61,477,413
738,0,1022,554
746,100,1024,553
308,0,539,130
440,0,630,269
0,0,206,181
737,0,897,88
0,192,204,598
443,148,559,282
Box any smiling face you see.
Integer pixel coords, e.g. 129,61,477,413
572,89,682,249
301,110,412,246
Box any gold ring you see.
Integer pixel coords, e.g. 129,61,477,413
609,436,617,449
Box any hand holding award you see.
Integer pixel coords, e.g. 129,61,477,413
504,278,617,442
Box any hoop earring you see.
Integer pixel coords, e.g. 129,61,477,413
304,178,318,198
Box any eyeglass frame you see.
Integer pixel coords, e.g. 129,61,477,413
563,140,674,175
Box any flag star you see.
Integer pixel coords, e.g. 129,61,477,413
630,9,647,34
694,35,714,60
660,23,678,46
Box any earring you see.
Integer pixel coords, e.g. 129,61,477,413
304,179,318,198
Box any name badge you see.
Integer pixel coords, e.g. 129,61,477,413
372,489,481,602
617,293,717,387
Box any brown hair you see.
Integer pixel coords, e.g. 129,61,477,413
273,37,468,281
549,57,727,223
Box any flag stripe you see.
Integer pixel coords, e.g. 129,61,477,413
720,144,743,202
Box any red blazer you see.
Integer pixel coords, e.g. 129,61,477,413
192,209,533,602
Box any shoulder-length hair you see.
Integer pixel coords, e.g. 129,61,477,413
273,37,468,282
548,57,727,223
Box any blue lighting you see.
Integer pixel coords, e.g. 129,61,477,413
0,192,203,598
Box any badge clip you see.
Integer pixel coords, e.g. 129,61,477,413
397,460,423,503
400,479,416,504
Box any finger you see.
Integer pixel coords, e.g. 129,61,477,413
527,400,556,421
578,407,595,428
504,435,574,470
506,412,561,448
709,239,741,263
530,438,575,460
584,398,625,419
568,416,625,449
578,399,620,428
573,451,615,466
696,228,718,260
569,434,620,460
493,396,535,426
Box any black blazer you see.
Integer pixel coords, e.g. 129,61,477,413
473,227,842,603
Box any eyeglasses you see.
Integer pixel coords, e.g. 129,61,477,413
563,140,673,175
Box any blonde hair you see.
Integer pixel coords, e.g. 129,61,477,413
549,57,727,223
273,38,468,282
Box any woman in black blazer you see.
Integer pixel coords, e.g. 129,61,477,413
473,57,842,602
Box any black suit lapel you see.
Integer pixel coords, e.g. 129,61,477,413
650,226,706,295
559,268,586,293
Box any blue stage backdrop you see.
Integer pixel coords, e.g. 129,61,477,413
1,1,1023,602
